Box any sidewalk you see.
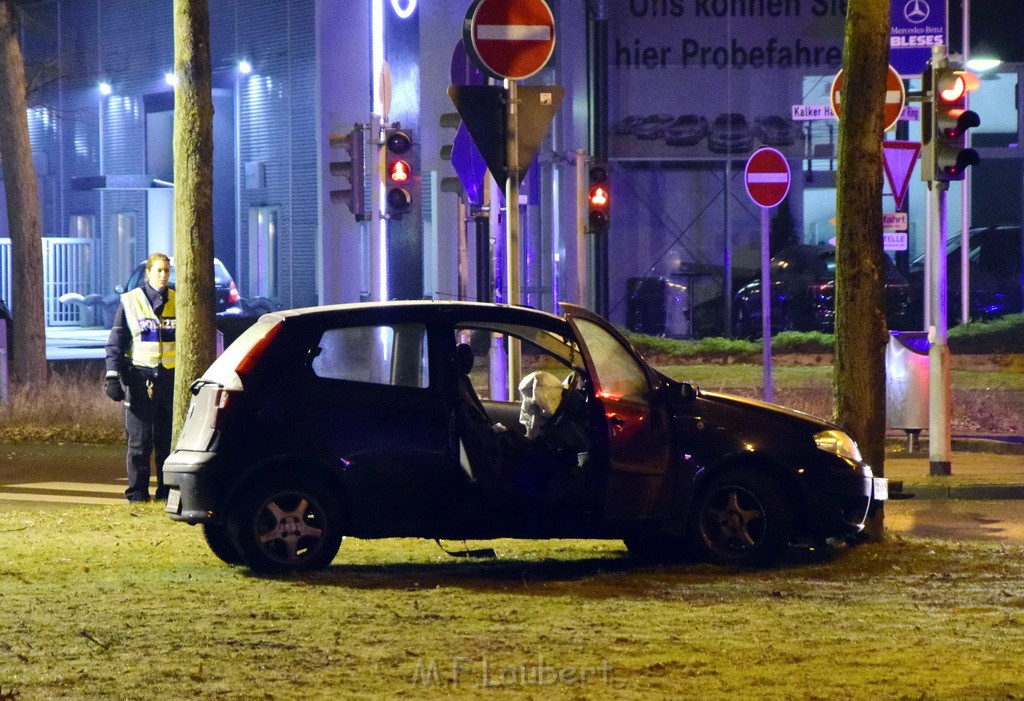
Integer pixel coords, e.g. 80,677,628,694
884,438,1024,500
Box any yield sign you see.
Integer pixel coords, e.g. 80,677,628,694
830,64,906,132
882,140,921,210
464,0,556,81
745,148,791,208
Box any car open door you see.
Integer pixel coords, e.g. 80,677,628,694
561,304,675,520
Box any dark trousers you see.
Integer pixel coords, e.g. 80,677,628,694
124,367,174,501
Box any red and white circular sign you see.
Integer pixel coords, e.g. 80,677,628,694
464,0,556,81
830,64,906,132
745,148,791,209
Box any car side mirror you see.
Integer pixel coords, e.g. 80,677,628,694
679,382,698,402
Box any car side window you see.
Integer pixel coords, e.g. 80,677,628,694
455,327,576,401
311,323,428,388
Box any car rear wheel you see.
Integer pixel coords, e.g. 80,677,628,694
203,522,244,565
690,468,791,567
230,477,344,573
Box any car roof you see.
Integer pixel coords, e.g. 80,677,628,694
266,300,567,324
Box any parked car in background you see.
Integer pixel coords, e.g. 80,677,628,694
164,301,886,574
665,114,709,147
117,257,278,345
634,113,676,140
756,115,797,147
708,113,755,153
119,257,241,314
906,226,1023,326
734,244,911,337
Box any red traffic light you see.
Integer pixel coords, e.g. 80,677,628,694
589,185,609,209
389,159,410,184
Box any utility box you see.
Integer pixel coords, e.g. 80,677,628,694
886,331,930,433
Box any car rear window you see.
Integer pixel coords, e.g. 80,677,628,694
311,323,428,389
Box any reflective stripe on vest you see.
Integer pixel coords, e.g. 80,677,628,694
122,287,176,369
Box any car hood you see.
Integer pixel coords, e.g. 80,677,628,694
687,389,840,456
701,390,831,425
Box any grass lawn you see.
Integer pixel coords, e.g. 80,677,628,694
3,504,1024,700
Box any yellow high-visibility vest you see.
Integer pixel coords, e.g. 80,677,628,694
122,287,176,369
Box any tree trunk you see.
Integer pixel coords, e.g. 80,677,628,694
171,0,216,440
834,0,891,541
0,0,47,386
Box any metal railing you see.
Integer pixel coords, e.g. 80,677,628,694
0,237,100,326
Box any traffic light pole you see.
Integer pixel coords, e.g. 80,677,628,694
928,180,953,476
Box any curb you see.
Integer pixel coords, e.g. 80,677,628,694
898,483,1024,501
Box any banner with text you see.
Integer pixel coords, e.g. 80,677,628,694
609,0,848,161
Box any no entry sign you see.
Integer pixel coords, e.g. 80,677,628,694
830,64,907,132
464,0,556,81
745,148,791,208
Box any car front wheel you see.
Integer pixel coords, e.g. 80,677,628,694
690,468,791,567
230,477,344,573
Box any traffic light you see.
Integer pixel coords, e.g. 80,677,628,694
328,127,367,220
438,111,463,196
588,161,610,232
922,64,981,182
383,125,413,219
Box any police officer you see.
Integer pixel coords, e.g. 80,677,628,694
104,253,176,503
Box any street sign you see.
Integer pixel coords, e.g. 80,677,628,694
890,0,946,76
744,148,791,209
883,212,909,231
464,0,556,81
830,64,906,132
882,140,921,209
450,38,487,87
884,232,909,251
450,123,487,206
448,84,564,192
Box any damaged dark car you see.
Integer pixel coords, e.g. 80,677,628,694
164,302,886,573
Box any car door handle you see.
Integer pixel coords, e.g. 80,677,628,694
608,414,627,435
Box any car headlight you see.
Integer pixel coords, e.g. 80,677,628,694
814,429,862,462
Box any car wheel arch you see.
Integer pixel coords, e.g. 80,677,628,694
225,454,351,528
688,454,808,535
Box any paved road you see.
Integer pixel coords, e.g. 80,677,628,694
0,443,127,511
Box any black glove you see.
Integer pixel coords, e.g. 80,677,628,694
105,377,125,402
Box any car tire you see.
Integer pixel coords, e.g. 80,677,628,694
202,522,244,565
230,477,344,573
689,468,791,567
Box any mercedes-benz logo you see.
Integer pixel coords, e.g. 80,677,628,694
904,0,930,24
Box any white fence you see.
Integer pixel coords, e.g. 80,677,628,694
0,237,100,327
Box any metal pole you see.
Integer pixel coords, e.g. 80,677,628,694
928,182,953,475
724,159,733,336
370,115,385,301
475,212,490,302
960,0,972,325
505,80,521,392
760,207,773,402
457,196,468,300
575,149,589,306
